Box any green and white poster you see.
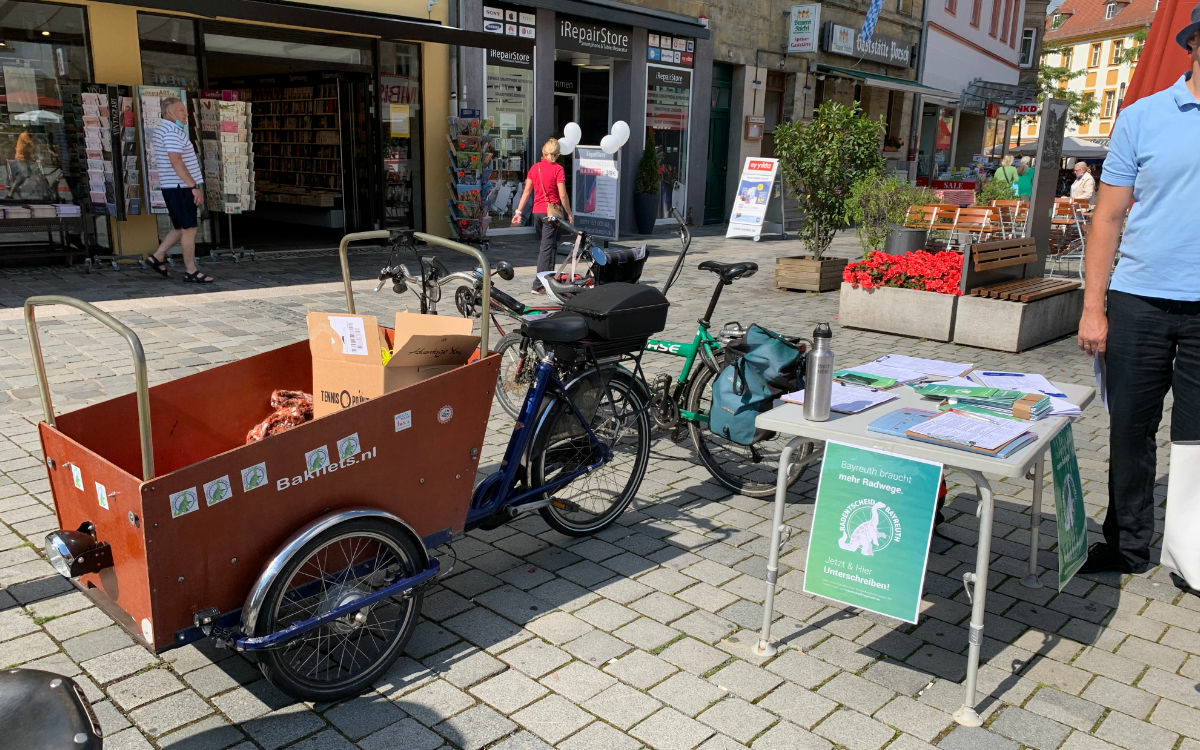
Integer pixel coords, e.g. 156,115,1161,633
804,441,944,623
1050,424,1087,589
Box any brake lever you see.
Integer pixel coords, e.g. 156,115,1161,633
374,267,393,293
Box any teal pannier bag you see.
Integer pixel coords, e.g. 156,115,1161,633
709,324,804,445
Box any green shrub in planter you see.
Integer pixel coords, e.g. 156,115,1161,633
846,174,936,253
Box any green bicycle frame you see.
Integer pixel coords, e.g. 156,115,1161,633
645,325,723,423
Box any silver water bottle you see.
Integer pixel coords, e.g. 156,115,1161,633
803,323,834,422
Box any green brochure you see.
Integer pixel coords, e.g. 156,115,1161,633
1050,424,1088,589
804,441,944,623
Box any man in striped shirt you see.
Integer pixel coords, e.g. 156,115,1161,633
145,97,212,283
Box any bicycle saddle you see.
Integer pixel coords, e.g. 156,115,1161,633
698,261,758,283
522,312,590,343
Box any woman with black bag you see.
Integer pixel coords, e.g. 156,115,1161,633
512,138,573,294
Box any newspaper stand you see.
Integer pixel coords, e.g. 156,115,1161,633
28,231,502,701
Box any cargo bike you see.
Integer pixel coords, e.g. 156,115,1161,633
29,231,669,702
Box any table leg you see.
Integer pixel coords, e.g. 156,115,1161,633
755,441,796,657
953,468,994,728
1022,454,1046,589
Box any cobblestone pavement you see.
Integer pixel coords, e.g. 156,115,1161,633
0,228,1196,750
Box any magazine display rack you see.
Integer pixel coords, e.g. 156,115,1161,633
446,116,494,250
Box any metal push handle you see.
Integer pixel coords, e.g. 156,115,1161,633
336,230,491,356
24,296,155,481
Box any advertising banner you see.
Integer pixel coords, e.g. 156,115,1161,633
787,5,821,53
804,441,943,623
725,157,779,240
573,146,619,239
1050,424,1087,589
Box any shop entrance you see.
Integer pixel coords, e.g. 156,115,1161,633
552,54,611,217
704,63,733,224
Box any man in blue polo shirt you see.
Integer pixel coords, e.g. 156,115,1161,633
145,97,212,283
1076,5,1200,576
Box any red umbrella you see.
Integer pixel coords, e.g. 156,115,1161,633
1123,0,1194,108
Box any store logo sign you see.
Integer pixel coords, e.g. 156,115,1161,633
650,67,691,89
488,47,534,70
483,6,503,20
822,22,913,67
557,17,632,59
484,20,504,34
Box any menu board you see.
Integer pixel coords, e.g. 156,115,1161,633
135,85,186,214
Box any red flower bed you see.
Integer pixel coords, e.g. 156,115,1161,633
843,250,963,296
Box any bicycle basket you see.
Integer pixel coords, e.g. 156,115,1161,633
591,244,647,284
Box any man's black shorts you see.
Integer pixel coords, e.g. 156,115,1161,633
161,186,198,230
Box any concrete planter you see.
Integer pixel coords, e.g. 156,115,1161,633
838,282,958,342
953,289,1084,352
775,256,849,292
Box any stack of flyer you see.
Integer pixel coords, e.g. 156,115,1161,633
196,92,255,214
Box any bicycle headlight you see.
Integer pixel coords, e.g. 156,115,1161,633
44,523,112,578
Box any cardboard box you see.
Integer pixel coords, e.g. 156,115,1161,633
308,312,479,418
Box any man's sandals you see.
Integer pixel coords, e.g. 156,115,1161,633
147,255,169,278
183,269,214,283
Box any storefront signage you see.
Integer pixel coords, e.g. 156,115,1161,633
647,32,695,67
1051,425,1088,590
822,23,913,67
1016,102,1040,116
803,441,943,624
381,73,419,106
573,146,619,238
487,47,534,70
649,67,691,89
557,16,632,59
484,3,534,38
788,4,821,53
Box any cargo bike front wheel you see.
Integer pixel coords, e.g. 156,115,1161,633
251,517,425,702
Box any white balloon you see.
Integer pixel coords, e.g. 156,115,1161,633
564,122,582,142
559,138,576,155
611,120,630,147
600,134,620,154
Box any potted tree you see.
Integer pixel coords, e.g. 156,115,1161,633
772,101,885,291
846,173,935,255
633,130,660,234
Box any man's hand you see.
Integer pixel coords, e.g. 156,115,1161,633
192,187,204,206
1078,308,1108,356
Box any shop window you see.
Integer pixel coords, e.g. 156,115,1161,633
485,57,533,226
137,14,200,90
645,64,691,221
1110,40,1124,64
1019,29,1036,66
1102,90,1115,118
0,1,92,206
380,41,423,229
764,71,786,133
1089,43,1102,67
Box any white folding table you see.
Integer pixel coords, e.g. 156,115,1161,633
753,381,1094,727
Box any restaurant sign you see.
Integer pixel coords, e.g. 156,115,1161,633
822,23,913,67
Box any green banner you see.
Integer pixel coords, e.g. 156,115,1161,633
1050,424,1087,590
804,441,944,623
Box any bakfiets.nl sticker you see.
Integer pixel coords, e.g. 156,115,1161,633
204,475,233,507
337,433,361,460
395,410,412,432
170,487,199,518
305,445,331,473
95,482,109,510
70,464,83,491
241,463,268,492
437,404,454,424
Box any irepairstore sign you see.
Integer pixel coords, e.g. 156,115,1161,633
557,16,632,59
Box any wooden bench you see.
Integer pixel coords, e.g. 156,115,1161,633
954,236,1084,351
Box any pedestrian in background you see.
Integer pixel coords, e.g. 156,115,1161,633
145,97,211,283
512,138,573,294
992,154,1019,193
1075,5,1200,576
1015,156,1034,200
1071,161,1095,202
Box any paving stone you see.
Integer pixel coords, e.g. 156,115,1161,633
128,690,215,737
433,703,517,750
582,682,662,730
1057,732,1122,750
575,599,640,630
614,616,681,651
630,707,716,750
500,638,572,678
1082,676,1160,720
399,679,475,726
525,611,593,645
80,644,156,684
671,610,737,643
108,667,187,710
988,705,1071,750
0,630,58,666
239,704,327,750
374,656,438,698
440,607,529,654
764,649,840,689
322,693,406,740
62,626,135,663
808,635,879,673
210,681,293,724
936,726,1020,750
1137,667,1200,709
757,681,838,728
696,696,776,744
559,720,643,750
422,641,507,688
41,607,112,640
872,695,951,742
539,659,616,703
750,721,833,750
816,672,896,715
405,621,460,659
649,670,730,717
468,668,548,714
705,659,782,701
1150,699,1200,738
181,659,260,698
277,729,356,750
155,715,245,750
489,729,555,750
359,718,443,750
509,693,595,742
605,648,678,689
564,629,630,665
860,658,935,696
658,637,729,675
1094,708,1180,749
1023,686,1106,731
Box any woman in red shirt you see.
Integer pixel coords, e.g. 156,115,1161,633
512,138,573,294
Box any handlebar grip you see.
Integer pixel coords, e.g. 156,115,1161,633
489,286,526,315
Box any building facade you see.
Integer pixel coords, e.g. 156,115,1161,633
1017,0,1154,144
